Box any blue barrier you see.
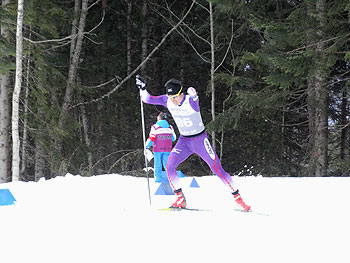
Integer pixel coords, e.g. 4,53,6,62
190,177,200,188
154,171,186,195
155,183,174,195
0,189,16,206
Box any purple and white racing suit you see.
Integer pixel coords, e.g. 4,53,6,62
140,90,237,192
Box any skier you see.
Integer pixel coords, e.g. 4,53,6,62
136,75,251,212
145,112,176,182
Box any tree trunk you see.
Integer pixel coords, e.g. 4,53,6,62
340,88,347,160
12,0,25,182
59,0,88,129
126,0,133,75
81,105,93,174
153,15,163,92
20,51,31,177
141,0,148,75
314,74,328,177
70,0,80,60
96,101,105,174
219,87,234,161
0,0,12,183
313,0,328,177
35,107,46,181
56,0,88,175
306,0,328,177
0,74,11,183
307,77,316,175
209,2,216,151
34,144,46,181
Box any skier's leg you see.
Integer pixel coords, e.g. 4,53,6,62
161,152,170,182
192,133,236,192
166,137,192,191
162,152,170,170
192,132,251,211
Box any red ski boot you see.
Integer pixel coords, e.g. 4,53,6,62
170,189,187,209
233,190,251,212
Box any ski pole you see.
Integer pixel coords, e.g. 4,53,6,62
139,91,152,206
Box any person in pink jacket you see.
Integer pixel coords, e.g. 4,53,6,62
145,112,176,182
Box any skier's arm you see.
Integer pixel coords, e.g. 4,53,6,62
187,87,200,112
140,90,168,107
136,75,168,107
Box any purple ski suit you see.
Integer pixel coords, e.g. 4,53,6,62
140,90,237,192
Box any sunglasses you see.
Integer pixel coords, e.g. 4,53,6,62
166,86,183,98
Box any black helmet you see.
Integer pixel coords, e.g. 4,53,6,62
165,78,183,97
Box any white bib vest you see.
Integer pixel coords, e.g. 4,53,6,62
167,95,204,136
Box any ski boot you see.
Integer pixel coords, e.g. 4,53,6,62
170,189,187,209
233,190,251,212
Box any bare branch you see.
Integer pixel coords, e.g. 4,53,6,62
88,8,105,34
82,77,118,89
150,2,210,63
91,149,135,170
193,0,210,13
83,33,102,45
23,35,73,44
108,150,139,173
88,0,101,10
287,33,350,55
71,0,196,108
24,0,104,46
215,19,235,72
153,1,210,45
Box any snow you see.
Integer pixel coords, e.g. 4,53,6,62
1,174,349,263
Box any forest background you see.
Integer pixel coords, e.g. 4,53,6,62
1,0,349,183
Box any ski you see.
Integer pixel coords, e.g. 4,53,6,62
233,208,269,216
158,207,210,212
158,207,269,215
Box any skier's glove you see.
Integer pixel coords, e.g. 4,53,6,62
136,75,146,90
187,87,197,98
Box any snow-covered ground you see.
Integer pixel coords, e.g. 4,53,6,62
1,173,349,263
